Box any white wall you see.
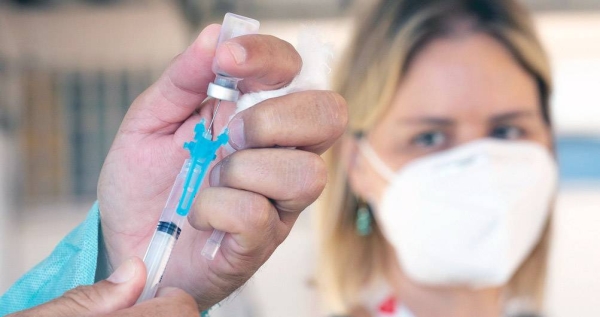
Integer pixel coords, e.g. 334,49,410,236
536,13,600,135
546,186,600,317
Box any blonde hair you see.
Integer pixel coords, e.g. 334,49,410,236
317,0,553,313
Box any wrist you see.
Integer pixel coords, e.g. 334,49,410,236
95,218,113,282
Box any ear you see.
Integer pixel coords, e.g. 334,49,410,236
341,135,371,201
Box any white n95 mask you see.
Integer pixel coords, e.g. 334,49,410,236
359,139,558,288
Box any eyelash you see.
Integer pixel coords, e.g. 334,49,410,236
409,125,527,149
490,125,526,140
410,130,448,149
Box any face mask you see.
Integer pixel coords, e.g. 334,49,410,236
358,139,558,288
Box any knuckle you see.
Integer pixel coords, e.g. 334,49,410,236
285,152,327,203
254,35,300,87
61,285,99,313
274,223,292,245
263,35,296,57
278,38,302,75
240,105,279,146
253,103,280,137
302,153,328,197
321,91,349,136
243,194,273,230
217,153,237,183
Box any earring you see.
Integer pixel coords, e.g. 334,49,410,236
356,197,373,236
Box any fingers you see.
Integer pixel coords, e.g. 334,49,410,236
187,148,328,255
107,288,199,317
208,149,327,222
120,26,301,135
227,91,348,154
215,34,302,92
12,257,146,317
188,187,283,251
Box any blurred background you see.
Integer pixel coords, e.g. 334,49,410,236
0,0,599,316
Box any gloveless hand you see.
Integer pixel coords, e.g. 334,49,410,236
9,258,199,317
97,24,347,309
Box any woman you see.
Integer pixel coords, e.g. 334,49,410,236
317,0,557,316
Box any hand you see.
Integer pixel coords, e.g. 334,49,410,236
97,24,347,309
9,258,199,317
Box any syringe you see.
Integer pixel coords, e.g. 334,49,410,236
137,13,260,303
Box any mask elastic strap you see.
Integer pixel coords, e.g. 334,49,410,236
357,139,395,183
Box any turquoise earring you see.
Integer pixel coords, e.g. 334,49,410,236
356,198,373,236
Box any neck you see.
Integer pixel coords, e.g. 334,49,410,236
389,257,503,317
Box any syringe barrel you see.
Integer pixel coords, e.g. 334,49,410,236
137,160,190,303
137,222,180,302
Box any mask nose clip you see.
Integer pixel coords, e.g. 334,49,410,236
456,156,475,167
457,152,487,166
441,152,487,176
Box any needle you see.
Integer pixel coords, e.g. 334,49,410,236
207,99,222,135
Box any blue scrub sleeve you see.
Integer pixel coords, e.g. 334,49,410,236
0,203,211,317
0,202,100,315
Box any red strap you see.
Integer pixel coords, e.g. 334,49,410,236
378,296,397,315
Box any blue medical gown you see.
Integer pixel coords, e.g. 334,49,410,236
0,203,100,315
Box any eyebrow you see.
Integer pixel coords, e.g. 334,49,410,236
490,110,535,123
398,117,455,126
397,110,536,126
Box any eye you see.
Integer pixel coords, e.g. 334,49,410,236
490,125,525,140
411,131,447,148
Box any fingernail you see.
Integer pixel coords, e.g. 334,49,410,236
210,163,221,186
223,142,236,155
228,117,246,149
107,258,136,284
225,42,247,65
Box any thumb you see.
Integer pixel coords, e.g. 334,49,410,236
18,257,147,317
62,257,147,315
